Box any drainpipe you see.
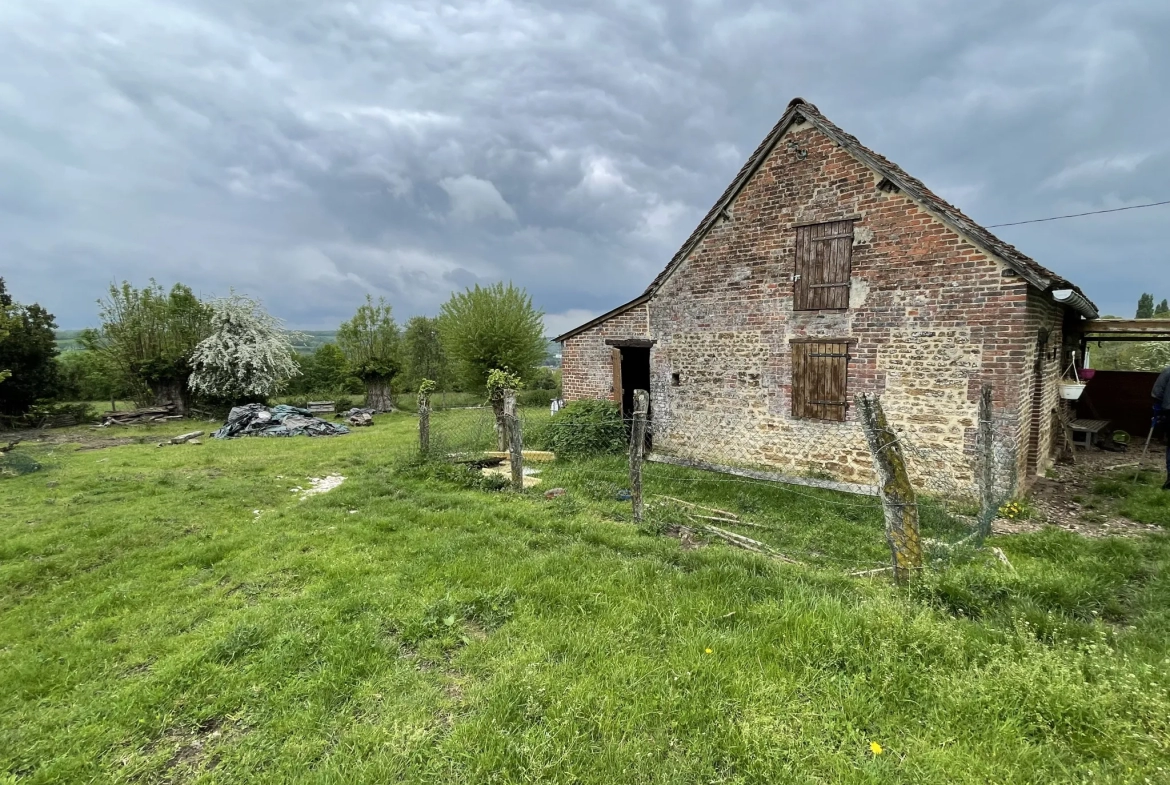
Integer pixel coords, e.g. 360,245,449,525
1051,289,1098,320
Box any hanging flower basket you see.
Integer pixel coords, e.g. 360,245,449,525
1059,359,1088,400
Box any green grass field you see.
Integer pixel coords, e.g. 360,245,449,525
2,413,1169,783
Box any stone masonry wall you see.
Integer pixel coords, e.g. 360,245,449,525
562,121,1064,496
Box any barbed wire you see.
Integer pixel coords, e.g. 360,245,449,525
411,392,1014,575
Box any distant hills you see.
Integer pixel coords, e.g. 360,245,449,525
54,330,88,352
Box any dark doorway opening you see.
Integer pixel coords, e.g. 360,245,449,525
618,346,651,419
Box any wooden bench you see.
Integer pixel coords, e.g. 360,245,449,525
1069,418,1109,448
307,401,335,415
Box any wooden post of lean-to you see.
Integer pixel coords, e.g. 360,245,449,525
629,390,649,522
503,389,523,491
856,393,923,584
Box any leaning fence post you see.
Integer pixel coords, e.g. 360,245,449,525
503,388,523,491
418,380,435,456
977,383,995,543
629,390,649,522
856,393,923,584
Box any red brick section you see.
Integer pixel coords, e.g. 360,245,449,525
561,303,649,401
562,121,1071,487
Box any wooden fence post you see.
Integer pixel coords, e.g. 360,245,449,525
418,387,432,456
629,390,649,522
977,383,995,542
856,393,923,584
503,389,523,491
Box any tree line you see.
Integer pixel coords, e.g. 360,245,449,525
1134,293,1170,319
0,277,554,420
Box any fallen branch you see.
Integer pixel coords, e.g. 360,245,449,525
655,494,739,520
991,547,1015,572
694,522,801,564
1,439,22,454
161,430,204,446
687,513,765,528
850,567,893,577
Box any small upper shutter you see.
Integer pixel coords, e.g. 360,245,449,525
794,220,854,310
791,341,850,421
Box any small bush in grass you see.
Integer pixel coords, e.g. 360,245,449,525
545,400,627,459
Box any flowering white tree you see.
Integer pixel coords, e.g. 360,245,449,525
188,294,300,400
1133,342,1170,371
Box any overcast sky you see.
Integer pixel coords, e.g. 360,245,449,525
2,1,1167,332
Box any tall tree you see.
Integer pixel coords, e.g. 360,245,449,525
55,349,131,407
307,343,350,393
188,294,301,401
402,316,451,391
337,296,401,411
1136,293,1155,319
0,279,59,415
1156,299,1170,317
0,280,12,385
84,281,211,414
438,282,546,392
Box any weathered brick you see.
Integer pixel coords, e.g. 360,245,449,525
560,121,1074,496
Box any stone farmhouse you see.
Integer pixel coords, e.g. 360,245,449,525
554,98,1098,495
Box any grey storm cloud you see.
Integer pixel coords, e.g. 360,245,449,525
1,0,1168,332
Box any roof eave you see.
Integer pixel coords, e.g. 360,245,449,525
552,293,651,343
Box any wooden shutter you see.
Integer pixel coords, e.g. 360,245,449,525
794,220,854,310
611,347,623,414
791,341,850,421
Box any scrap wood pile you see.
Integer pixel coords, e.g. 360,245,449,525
101,405,181,426
213,404,350,439
337,407,376,427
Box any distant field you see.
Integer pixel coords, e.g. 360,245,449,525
53,330,87,352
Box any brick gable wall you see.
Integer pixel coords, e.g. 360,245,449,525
561,303,649,402
562,122,1066,495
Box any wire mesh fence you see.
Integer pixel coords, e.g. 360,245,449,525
412,385,1017,580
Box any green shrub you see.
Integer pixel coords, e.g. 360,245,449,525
518,389,556,408
9,401,96,428
545,399,627,459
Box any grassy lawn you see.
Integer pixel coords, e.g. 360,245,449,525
1080,467,1170,527
2,413,1169,783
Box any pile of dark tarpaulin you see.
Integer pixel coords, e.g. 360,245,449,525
212,404,350,439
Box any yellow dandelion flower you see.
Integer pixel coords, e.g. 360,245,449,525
870,741,883,755
705,648,713,654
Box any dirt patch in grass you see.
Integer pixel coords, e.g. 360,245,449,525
137,716,244,782
1021,447,1168,536
75,438,141,452
665,524,706,551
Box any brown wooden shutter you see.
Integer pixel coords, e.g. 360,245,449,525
611,347,623,414
791,341,850,421
794,220,854,310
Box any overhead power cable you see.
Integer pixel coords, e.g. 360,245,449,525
986,199,1170,228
